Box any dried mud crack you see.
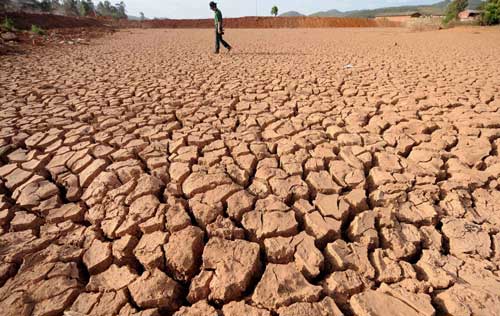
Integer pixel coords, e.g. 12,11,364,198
1,28,500,316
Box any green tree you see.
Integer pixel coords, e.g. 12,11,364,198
114,1,126,19
15,0,41,11
78,0,95,16
481,0,500,25
96,0,112,16
62,0,79,15
139,11,145,21
0,0,11,12
444,0,469,23
50,0,62,12
271,5,278,17
39,0,52,12
95,0,126,19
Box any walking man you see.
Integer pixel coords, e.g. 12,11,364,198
210,1,232,54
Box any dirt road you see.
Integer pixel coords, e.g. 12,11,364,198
1,28,500,316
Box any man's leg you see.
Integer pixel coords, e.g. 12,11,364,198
220,34,231,50
215,31,220,53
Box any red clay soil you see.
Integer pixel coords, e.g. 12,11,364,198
0,13,114,55
126,16,401,28
3,12,400,30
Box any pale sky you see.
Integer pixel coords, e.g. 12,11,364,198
123,0,441,19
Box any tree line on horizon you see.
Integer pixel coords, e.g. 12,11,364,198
0,0,129,19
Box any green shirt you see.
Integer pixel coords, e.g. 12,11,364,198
214,9,223,28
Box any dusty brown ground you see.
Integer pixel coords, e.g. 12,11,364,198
0,27,115,56
1,27,500,316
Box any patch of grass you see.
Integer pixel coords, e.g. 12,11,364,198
1,17,16,31
31,24,45,35
445,19,481,27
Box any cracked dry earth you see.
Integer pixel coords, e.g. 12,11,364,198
0,27,500,316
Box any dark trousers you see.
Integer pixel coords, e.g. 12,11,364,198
215,31,231,52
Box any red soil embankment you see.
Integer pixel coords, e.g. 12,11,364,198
126,16,400,28
2,12,400,30
0,12,113,54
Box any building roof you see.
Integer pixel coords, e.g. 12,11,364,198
375,11,422,18
461,10,483,14
459,9,483,18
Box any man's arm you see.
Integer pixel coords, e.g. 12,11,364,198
216,11,223,34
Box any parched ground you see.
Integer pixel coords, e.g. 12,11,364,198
1,27,500,316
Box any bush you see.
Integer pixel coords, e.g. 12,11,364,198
481,0,500,25
444,0,469,24
31,24,44,35
1,17,15,31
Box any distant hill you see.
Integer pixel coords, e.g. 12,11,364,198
279,11,305,17
307,0,485,18
310,9,347,17
340,1,449,18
